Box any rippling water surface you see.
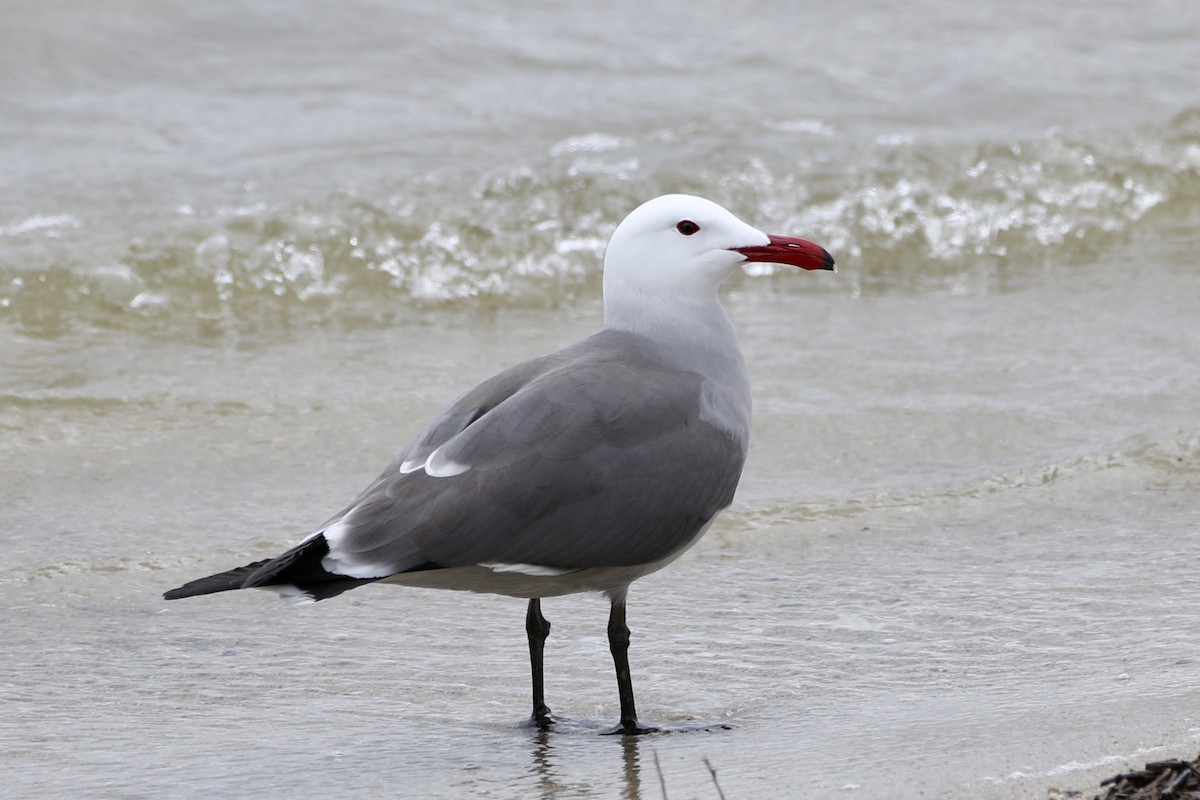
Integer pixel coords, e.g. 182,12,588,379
3,1,1199,798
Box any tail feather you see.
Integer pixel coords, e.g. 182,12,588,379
163,559,271,600
163,534,380,602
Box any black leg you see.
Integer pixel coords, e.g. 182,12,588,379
526,598,553,728
606,595,657,735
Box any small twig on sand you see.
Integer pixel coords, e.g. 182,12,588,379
703,757,727,800
653,749,668,800
1093,754,1200,799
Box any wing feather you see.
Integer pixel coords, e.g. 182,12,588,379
320,331,747,578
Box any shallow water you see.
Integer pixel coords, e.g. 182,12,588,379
3,1,1200,798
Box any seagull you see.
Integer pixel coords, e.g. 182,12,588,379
164,194,834,734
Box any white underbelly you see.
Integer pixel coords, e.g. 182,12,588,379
380,514,721,599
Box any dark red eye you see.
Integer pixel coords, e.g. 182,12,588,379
676,220,700,236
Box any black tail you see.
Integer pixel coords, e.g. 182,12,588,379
163,534,379,602
163,558,273,599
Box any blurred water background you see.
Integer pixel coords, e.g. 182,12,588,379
3,1,1199,797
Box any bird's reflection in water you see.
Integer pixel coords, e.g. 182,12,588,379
528,726,648,800
618,734,647,800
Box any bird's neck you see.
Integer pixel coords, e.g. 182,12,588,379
603,291,752,437
604,289,732,351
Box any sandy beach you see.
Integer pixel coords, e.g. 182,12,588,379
3,1,1199,797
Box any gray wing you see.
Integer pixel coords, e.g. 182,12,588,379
316,333,747,578
388,349,562,478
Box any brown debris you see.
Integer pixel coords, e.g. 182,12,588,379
1092,754,1200,800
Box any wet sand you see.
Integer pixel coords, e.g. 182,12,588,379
4,2,1200,793
4,284,1198,798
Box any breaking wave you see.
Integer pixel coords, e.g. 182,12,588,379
2,108,1198,336
734,429,1200,530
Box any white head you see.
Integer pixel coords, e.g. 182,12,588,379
601,194,833,331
